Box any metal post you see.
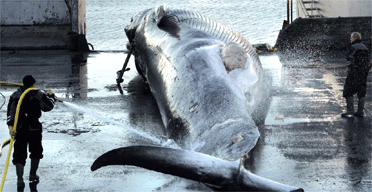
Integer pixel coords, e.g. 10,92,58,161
287,0,289,23
290,0,293,23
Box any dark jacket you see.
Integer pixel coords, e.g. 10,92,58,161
6,87,55,130
346,40,370,75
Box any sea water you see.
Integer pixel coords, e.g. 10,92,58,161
86,0,297,51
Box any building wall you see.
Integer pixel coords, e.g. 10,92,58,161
71,0,86,35
1,0,87,50
1,1,70,25
297,0,372,18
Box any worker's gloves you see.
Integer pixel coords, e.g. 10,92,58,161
47,89,54,96
8,126,15,137
47,89,56,101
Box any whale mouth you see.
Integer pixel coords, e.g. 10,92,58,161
125,8,152,43
124,25,136,44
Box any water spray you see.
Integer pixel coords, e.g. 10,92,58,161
56,97,162,144
319,57,372,118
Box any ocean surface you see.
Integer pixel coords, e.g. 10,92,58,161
86,0,297,51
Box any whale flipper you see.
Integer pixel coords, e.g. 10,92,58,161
91,146,303,192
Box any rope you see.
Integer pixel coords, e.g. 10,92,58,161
0,87,36,192
116,42,134,84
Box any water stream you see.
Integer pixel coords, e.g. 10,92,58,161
62,101,163,144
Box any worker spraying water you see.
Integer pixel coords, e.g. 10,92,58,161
1,75,173,192
2,75,56,192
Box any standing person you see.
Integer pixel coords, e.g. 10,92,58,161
6,75,56,191
342,32,371,118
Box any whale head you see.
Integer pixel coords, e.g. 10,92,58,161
125,4,178,43
124,8,151,43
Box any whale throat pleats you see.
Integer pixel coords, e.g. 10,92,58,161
164,8,256,57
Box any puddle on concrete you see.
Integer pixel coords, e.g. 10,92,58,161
321,71,345,107
265,114,335,126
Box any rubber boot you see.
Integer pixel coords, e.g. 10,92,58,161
354,97,365,117
29,181,38,192
15,164,25,192
341,97,354,118
29,158,40,183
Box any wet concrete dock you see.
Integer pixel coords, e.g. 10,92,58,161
0,50,371,191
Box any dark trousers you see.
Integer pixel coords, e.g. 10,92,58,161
343,72,368,99
12,124,43,166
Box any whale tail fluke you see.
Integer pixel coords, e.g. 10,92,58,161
91,146,303,192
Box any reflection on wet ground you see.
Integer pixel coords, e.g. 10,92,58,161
0,50,371,191
255,52,371,191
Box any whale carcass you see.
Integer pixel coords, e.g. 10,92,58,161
92,5,303,191
125,4,272,160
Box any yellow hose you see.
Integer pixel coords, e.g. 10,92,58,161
0,81,23,87
0,139,11,157
1,87,36,192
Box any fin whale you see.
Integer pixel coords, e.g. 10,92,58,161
124,4,272,160
92,5,303,191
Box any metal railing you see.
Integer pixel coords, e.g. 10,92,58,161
287,0,294,23
299,0,323,18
